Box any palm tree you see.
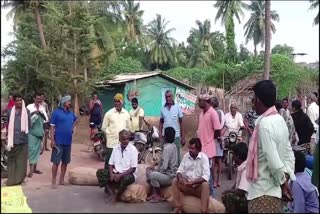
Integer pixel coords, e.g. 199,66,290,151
309,0,319,25
214,0,248,62
244,1,279,57
2,0,47,49
263,0,271,80
146,14,176,69
121,0,144,44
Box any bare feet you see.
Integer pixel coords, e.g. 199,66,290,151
150,195,165,203
27,172,33,178
146,194,156,201
173,207,183,213
45,148,50,151
33,169,43,174
59,180,70,186
51,184,58,189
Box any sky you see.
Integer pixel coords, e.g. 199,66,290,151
1,1,319,63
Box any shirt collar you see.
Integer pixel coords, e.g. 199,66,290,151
117,143,128,151
113,107,125,113
164,101,175,107
187,152,201,160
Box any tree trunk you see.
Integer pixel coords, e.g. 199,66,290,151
263,0,271,80
33,3,47,50
254,44,257,57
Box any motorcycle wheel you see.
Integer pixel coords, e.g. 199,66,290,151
228,152,234,180
144,150,161,166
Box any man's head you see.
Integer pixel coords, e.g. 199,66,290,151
282,98,289,110
211,97,219,108
33,92,42,106
275,100,282,112
13,93,23,109
294,150,306,173
114,93,124,111
40,92,45,103
164,127,175,144
8,94,13,100
307,93,317,105
188,138,202,158
253,80,277,115
291,100,302,113
230,103,238,115
119,129,131,149
165,90,174,105
198,94,211,109
233,142,248,166
59,95,72,109
131,97,138,110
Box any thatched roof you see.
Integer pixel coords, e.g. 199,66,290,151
225,73,262,97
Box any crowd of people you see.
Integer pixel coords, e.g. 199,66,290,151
3,79,319,213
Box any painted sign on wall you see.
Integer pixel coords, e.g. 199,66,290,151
175,87,197,114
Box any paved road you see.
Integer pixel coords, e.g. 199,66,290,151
3,144,235,213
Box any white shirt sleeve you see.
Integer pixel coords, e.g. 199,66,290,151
238,112,245,127
201,154,210,182
108,149,115,166
177,154,186,175
130,146,138,168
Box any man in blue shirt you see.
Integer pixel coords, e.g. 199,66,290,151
50,95,77,189
159,90,185,164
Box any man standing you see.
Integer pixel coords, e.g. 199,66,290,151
50,95,78,189
172,138,210,213
244,98,259,144
6,94,31,186
291,100,314,146
225,103,245,138
307,93,319,153
246,80,295,213
96,130,138,203
102,93,131,163
210,97,224,188
129,97,145,132
282,98,291,118
40,93,51,152
159,90,185,164
26,92,48,178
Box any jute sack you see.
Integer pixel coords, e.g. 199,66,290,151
169,195,226,213
160,185,174,200
68,167,99,186
120,183,150,203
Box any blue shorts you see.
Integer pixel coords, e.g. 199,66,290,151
51,144,71,165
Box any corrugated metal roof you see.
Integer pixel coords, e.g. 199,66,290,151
97,71,195,90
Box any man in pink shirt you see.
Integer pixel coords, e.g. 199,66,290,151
197,94,222,195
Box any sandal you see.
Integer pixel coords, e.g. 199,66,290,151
33,170,43,174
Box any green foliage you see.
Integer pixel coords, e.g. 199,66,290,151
271,44,294,58
100,57,145,78
225,19,237,63
238,44,251,62
164,66,210,86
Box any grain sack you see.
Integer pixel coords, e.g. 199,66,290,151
120,183,149,203
160,186,174,200
68,167,99,186
169,195,226,213
136,164,148,184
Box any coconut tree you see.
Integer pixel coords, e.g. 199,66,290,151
309,0,319,25
121,0,144,44
244,0,279,57
146,14,176,69
263,0,271,80
214,0,248,62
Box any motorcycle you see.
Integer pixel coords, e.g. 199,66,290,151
1,116,8,178
89,123,107,162
222,127,244,180
131,119,162,165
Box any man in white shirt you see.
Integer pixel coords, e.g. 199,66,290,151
129,97,145,132
172,138,210,213
225,103,245,138
246,80,295,213
307,93,319,153
282,98,291,118
96,129,138,204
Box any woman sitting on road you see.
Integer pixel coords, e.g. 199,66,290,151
146,127,179,203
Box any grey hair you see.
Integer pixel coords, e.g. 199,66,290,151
307,93,317,102
119,129,131,138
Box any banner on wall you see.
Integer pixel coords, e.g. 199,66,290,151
175,87,197,114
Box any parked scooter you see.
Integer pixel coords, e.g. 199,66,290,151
131,119,161,165
1,116,8,178
222,127,244,180
89,123,107,162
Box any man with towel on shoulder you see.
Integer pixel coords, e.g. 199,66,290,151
6,93,31,186
101,93,131,164
26,92,48,178
50,95,78,189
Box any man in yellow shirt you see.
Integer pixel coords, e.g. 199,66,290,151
129,98,145,132
102,93,131,163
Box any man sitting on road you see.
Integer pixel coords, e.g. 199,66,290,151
96,129,138,204
146,127,179,203
172,138,210,213
130,97,145,132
